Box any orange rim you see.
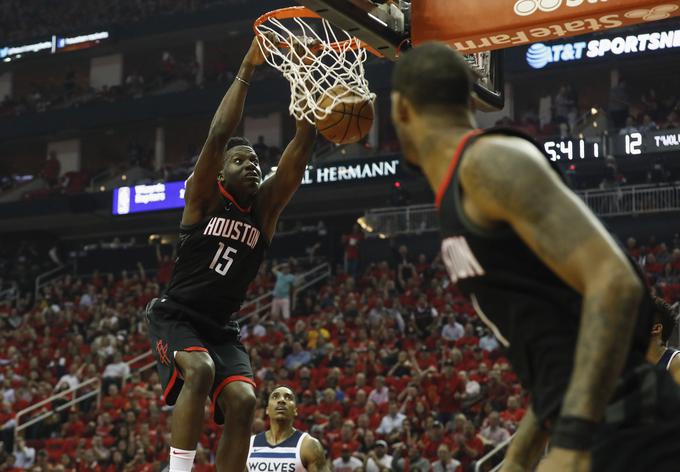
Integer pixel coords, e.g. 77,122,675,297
253,6,383,57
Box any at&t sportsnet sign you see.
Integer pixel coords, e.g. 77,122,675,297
526,27,680,68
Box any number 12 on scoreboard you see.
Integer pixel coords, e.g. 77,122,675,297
625,133,642,155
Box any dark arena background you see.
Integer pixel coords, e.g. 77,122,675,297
1,1,680,471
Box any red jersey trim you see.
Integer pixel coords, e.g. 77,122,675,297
184,346,208,352
434,129,482,209
218,181,251,213
162,368,179,402
211,375,256,416
161,347,209,403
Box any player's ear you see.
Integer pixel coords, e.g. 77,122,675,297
651,322,663,336
391,91,411,125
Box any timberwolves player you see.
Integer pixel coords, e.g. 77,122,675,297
390,42,680,472
646,297,680,384
247,386,329,472
146,36,315,472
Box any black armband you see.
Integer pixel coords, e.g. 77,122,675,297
550,416,599,451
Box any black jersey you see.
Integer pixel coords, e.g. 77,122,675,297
436,127,653,426
164,186,268,322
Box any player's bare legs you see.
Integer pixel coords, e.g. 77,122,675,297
172,352,216,449
216,382,257,472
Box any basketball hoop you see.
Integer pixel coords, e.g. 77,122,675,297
254,6,378,124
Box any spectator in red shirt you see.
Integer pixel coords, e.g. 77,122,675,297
645,253,664,274
296,390,318,422
434,364,463,424
100,383,128,413
419,421,450,461
317,388,343,420
500,395,526,427
323,411,344,445
61,411,86,437
485,370,510,411
330,420,361,459
671,248,680,271
345,372,368,400
347,389,368,420
342,224,363,277
451,421,483,470
364,401,382,430
455,323,479,349
40,151,61,188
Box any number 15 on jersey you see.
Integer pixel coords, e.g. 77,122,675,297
209,242,237,276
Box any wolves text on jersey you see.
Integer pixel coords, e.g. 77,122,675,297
441,235,486,283
204,216,260,249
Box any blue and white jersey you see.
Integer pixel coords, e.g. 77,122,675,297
658,347,680,371
247,430,308,472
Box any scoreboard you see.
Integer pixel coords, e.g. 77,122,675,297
612,130,680,157
539,129,680,162
542,137,602,162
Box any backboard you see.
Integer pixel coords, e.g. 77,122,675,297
294,0,505,110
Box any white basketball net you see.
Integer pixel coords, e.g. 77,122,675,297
255,11,376,125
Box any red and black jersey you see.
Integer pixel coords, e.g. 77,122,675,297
435,127,653,427
165,188,268,321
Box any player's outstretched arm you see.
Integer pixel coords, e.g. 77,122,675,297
301,436,331,472
255,118,316,240
459,136,643,465
500,406,548,472
183,37,265,220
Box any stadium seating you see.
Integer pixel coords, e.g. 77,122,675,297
0,232,677,471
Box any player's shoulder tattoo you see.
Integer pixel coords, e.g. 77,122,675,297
302,435,328,471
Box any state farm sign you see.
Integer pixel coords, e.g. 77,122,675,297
412,0,680,54
515,0,620,16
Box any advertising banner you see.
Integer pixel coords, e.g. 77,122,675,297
112,156,403,215
412,0,680,54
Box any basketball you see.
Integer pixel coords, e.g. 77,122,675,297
315,86,374,145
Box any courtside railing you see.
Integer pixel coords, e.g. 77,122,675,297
14,348,156,445
474,434,514,472
14,377,101,444
362,183,680,237
360,203,438,238
0,283,18,307
34,262,73,305
236,262,331,324
579,182,680,217
118,262,332,390
13,262,332,444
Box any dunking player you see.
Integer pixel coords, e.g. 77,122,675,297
146,36,315,472
390,42,680,471
246,386,329,472
646,297,680,384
